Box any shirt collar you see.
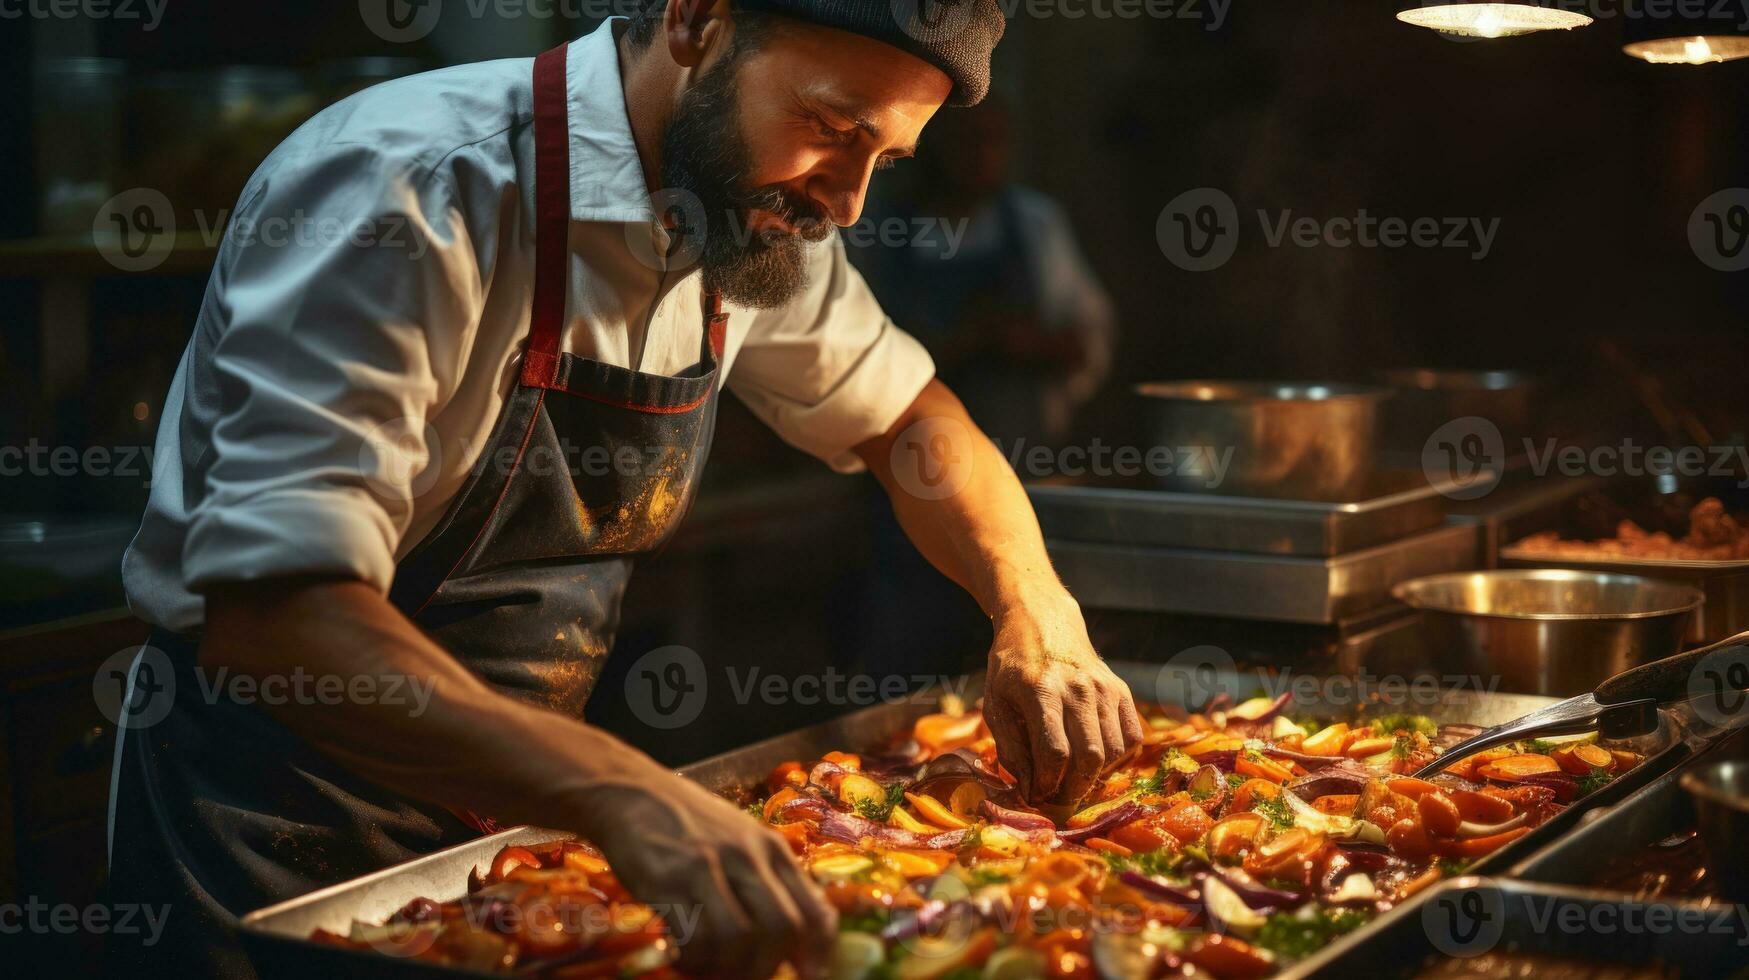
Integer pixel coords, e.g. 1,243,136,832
565,18,659,223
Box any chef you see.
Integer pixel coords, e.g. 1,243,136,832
108,1,1144,977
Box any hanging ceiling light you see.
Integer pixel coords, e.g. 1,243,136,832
1622,7,1749,64
1397,2,1593,39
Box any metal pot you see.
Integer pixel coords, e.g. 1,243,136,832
1680,759,1749,903
1393,569,1705,696
1133,381,1391,500
1379,368,1537,455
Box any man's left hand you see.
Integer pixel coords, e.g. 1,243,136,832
980,589,1144,807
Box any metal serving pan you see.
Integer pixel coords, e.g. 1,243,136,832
1507,725,1749,891
1048,521,1481,623
1304,877,1749,979
238,663,1692,979
1028,468,1460,558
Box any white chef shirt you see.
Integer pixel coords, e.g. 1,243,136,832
122,18,935,634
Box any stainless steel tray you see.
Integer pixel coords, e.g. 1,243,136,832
1028,469,1459,558
1048,521,1481,623
1507,725,1749,890
1304,878,1749,979
238,663,1691,979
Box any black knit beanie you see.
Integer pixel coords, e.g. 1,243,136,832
734,0,1006,105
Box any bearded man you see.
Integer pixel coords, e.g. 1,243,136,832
109,2,1143,976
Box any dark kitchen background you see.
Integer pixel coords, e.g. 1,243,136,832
0,0,1744,971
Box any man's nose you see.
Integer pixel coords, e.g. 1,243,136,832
808,163,876,228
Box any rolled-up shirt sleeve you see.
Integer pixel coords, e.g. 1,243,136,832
182,145,483,595
726,241,935,473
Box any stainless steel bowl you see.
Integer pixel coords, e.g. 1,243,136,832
1133,380,1392,500
1393,569,1705,696
1679,759,1749,903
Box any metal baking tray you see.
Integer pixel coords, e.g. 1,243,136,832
1028,468,1461,558
1304,878,1749,979
1507,725,1749,891
1047,520,1481,623
239,663,1692,979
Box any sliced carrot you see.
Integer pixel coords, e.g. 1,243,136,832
1085,837,1131,856
822,751,862,771
1553,743,1614,775
1448,788,1514,824
890,804,939,834
1230,777,1282,813
1109,813,1179,854
763,786,801,822
1386,777,1440,799
1417,791,1462,838
1236,754,1294,784
766,761,805,794
1433,825,1531,858
1160,800,1213,845
1207,812,1265,859
1476,754,1561,781
1186,934,1276,980
1311,794,1358,816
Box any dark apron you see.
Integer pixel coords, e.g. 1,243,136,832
107,42,726,978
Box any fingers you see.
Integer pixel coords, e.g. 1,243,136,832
1096,680,1131,768
1053,677,1108,805
1115,678,1146,748
670,854,757,978
982,696,1033,801
721,846,805,980
765,835,837,979
1020,691,1073,803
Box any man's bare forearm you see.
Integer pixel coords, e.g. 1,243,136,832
855,379,1142,804
853,379,1075,628
201,578,666,835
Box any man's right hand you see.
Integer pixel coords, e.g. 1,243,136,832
203,578,835,979
578,771,837,980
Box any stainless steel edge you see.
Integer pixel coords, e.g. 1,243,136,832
1049,521,1481,623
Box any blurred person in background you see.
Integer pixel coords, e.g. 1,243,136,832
848,96,1114,451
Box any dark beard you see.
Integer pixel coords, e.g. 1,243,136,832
658,47,833,309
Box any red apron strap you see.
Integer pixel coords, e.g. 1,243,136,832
520,43,572,389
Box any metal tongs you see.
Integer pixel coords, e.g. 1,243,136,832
1414,628,1749,779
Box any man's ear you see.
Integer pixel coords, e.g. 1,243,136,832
664,0,734,69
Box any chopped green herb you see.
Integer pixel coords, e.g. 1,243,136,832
1524,738,1558,755
1252,793,1296,831
745,799,767,821
1226,772,1249,790
1437,857,1471,877
1390,735,1415,761
1368,713,1438,738
1576,766,1616,798
1132,765,1167,795
1253,907,1371,960
966,867,1014,888
853,782,907,822
1102,848,1182,878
